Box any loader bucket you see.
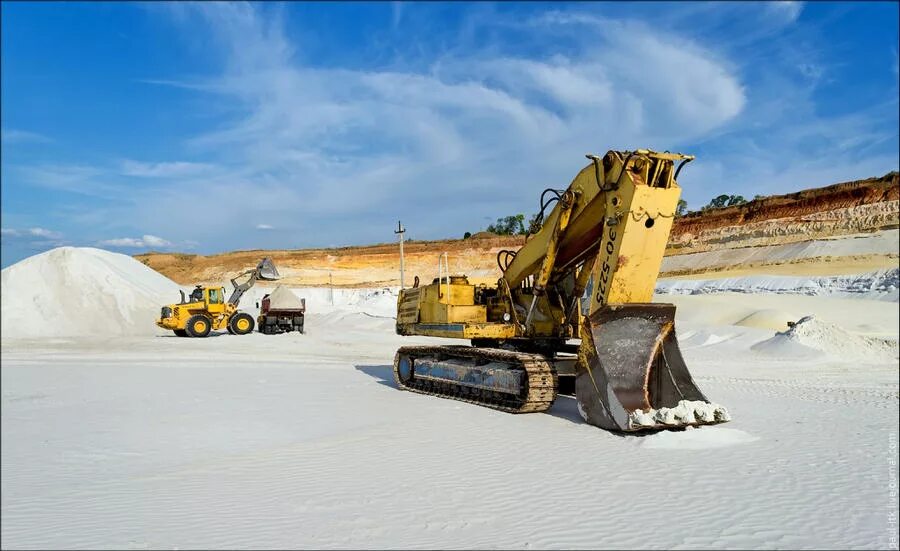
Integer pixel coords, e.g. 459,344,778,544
575,303,730,432
256,258,281,281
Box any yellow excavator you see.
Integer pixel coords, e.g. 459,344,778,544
157,258,280,337
394,149,730,432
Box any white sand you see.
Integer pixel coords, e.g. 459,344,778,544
752,315,899,362
663,229,899,273
0,247,183,338
264,285,306,310
2,248,899,549
657,268,899,301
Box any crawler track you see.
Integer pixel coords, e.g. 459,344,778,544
393,345,558,413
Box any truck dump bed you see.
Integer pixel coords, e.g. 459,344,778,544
259,285,306,334
262,285,306,313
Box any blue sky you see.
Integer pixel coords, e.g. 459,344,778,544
2,1,898,267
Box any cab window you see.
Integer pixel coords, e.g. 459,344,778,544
208,288,222,304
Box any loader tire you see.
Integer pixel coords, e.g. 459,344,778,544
185,314,212,338
174,329,188,337
229,312,255,335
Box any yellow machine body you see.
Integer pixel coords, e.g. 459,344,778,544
156,257,279,338
156,286,236,332
394,149,730,432
396,150,681,341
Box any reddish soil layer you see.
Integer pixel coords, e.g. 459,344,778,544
136,172,898,286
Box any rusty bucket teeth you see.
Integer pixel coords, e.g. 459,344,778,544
575,303,730,432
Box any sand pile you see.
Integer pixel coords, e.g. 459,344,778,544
752,315,899,362
1,247,182,338
656,268,899,301
241,286,397,318
281,287,398,317
266,285,305,310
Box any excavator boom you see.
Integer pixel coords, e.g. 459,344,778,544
394,149,730,432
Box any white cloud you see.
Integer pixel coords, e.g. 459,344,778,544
120,160,217,178
27,227,62,239
1,227,63,240
765,1,803,25
17,164,114,197
30,3,892,252
98,234,173,248
1,128,52,144
127,3,748,249
391,2,404,30
99,237,145,247
142,235,173,247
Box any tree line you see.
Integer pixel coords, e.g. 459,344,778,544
467,194,761,238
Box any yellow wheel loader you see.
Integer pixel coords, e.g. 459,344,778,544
157,258,280,338
394,149,730,432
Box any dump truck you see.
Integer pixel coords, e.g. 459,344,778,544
393,149,730,432
157,258,280,337
258,285,306,334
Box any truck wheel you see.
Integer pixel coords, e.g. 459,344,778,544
226,325,235,334
229,312,255,335
174,329,188,337
185,315,212,338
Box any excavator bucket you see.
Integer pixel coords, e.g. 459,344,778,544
575,303,730,432
256,258,281,281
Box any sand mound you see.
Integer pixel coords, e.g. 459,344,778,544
265,285,305,310
640,427,759,450
752,315,899,362
656,268,899,301
243,286,398,318
1,247,182,338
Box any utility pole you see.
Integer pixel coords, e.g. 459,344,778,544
395,220,406,289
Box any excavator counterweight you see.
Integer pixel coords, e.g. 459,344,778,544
393,149,730,432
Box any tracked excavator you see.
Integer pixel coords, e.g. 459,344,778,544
157,258,280,337
394,149,730,432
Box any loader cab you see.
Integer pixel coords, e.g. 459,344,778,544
186,285,227,313
203,286,227,314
